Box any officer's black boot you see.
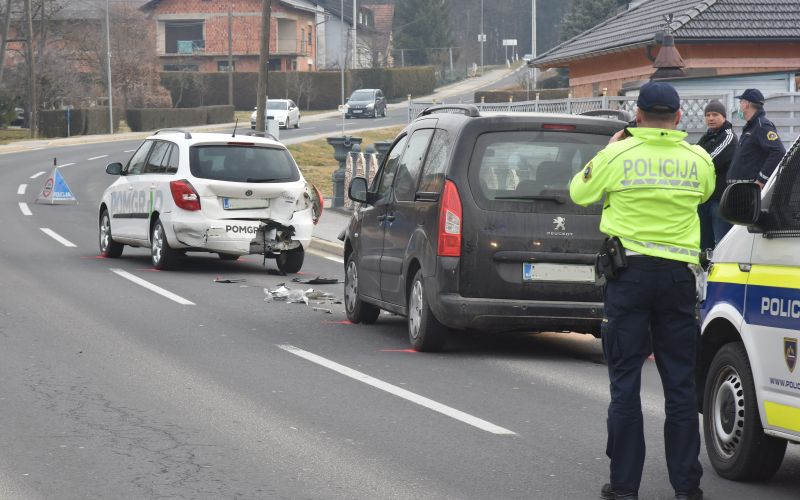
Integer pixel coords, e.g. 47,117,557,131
675,488,703,500
600,483,638,500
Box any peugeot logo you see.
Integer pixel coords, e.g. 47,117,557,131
245,190,253,197
553,217,566,231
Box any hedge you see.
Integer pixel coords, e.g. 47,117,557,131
205,105,235,124
37,107,121,138
160,67,437,111
125,107,206,132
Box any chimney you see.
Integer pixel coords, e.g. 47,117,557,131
651,16,686,80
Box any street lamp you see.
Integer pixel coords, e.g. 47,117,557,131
105,0,113,134
480,0,484,75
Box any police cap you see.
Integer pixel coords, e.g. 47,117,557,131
637,82,680,112
735,88,765,105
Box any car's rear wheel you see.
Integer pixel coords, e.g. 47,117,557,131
276,246,304,273
408,269,448,352
294,117,300,128
151,218,179,270
344,254,380,324
381,106,386,117
218,253,239,261
99,209,123,258
703,342,787,481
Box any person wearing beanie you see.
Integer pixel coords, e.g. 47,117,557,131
696,99,737,249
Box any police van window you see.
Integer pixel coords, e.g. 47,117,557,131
189,145,300,183
373,135,409,201
144,141,171,174
417,129,450,194
468,131,608,212
164,145,180,174
765,142,800,236
126,140,153,175
394,129,433,202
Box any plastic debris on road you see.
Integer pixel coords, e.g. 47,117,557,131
264,284,342,310
214,276,247,283
291,276,342,285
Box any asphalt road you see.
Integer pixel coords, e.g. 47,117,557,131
0,74,798,499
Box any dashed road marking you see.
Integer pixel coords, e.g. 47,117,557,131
88,155,108,161
18,202,31,216
17,184,27,195
124,149,135,153
29,171,46,179
110,268,196,306
40,228,77,247
57,163,75,168
278,344,517,435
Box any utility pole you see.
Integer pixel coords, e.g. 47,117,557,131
532,0,537,89
480,0,484,75
352,0,357,69
105,0,113,134
255,0,272,133
340,0,345,135
0,0,13,84
23,0,36,138
228,7,234,106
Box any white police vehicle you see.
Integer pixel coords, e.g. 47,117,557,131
699,135,800,481
99,129,321,272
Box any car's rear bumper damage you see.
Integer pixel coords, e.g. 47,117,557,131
171,218,311,255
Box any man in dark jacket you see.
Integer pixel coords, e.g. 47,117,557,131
727,88,785,188
697,100,737,249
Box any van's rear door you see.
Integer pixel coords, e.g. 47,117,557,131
459,127,610,302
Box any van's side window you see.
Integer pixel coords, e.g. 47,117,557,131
417,129,450,194
394,129,433,201
767,142,800,235
373,135,408,202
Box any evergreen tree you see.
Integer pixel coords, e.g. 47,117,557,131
560,0,622,42
393,0,454,66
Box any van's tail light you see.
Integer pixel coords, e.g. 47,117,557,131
437,180,462,257
170,179,201,211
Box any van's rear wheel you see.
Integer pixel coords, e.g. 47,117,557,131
344,254,380,324
408,269,448,352
703,342,787,481
276,246,304,273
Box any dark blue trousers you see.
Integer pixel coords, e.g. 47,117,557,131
602,255,703,493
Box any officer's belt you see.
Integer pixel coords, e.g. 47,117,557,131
620,237,699,259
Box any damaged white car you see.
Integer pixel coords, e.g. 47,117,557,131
98,129,322,272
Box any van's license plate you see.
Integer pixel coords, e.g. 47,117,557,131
223,198,269,210
523,262,595,282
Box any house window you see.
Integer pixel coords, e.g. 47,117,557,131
165,20,205,55
217,60,235,72
308,30,312,48
292,59,297,71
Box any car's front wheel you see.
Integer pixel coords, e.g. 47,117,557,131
703,342,787,481
99,209,123,258
344,253,380,324
151,218,180,270
407,269,448,352
276,246,304,273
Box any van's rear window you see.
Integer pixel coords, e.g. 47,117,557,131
468,131,607,206
189,145,300,183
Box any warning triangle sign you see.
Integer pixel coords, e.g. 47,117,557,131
36,167,78,205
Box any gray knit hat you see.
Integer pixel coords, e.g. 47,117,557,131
704,99,726,117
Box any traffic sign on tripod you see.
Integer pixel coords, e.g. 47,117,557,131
36,159,78,205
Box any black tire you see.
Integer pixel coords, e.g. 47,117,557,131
703,342,787,481
151,218,180,270
276,246,304,274
218,253,240,261
294,117,300,128
345,115,351,120
407,269,448,352
381,106,386,117
99,209,124,258
344,253,380,324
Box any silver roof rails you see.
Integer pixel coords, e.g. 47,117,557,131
419,104,481,118
579,109,633,122
246,130,279,141
154,128,192,139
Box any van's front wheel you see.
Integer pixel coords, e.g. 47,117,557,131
703,342,786,481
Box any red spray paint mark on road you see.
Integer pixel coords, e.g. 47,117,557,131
137,268,161,272
380,349,418,353
81,255,106,259
322,320,353,325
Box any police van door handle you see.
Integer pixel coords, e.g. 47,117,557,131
738,263,751,272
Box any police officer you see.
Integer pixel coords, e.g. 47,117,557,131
727,88,786,188
570,82,715,500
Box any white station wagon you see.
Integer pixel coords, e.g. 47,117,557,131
98,129,321,272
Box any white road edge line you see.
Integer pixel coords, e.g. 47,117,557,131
110,268,196,306
278,344,516,436
29,171,46,179
40,228,77,248
88,155,108,161
18,202,31,216
17,184,27,195
306,248,343,264
123,149,135,153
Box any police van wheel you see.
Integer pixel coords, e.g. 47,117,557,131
99,209,123,258
151,219,179,270
344,253,380,324
703,342,787,481
276,246,304,274
218,253,239,261
407,269,448,352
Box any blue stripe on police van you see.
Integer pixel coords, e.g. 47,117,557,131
701,281,746,323
744,284,800,330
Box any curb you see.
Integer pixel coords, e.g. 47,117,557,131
310,237,344,257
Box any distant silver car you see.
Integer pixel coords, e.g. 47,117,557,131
250,99,301,129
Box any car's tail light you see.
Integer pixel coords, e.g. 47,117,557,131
170,179,201,211
437,180,462,257
542,124,577,131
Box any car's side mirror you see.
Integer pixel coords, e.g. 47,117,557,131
106,162,123,175
720,182,762,226
348,177,369,204
345,98,349,103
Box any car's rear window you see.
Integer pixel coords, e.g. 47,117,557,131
189,145,300,183
468,130,608,210
267,101,288,110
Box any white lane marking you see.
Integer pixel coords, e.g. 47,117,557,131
29,171,46,179
124,149,135,153
88,155,108,161
278,344,516,435
57,163,75,168
18,202,32,216
17,184,27,195
110,268,196,306
307,248,344,264
40,228,77,247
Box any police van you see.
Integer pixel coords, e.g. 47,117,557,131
699,135,800,481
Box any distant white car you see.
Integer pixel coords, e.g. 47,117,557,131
522,54,534,62
250,99,301,129
98,130,322,272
